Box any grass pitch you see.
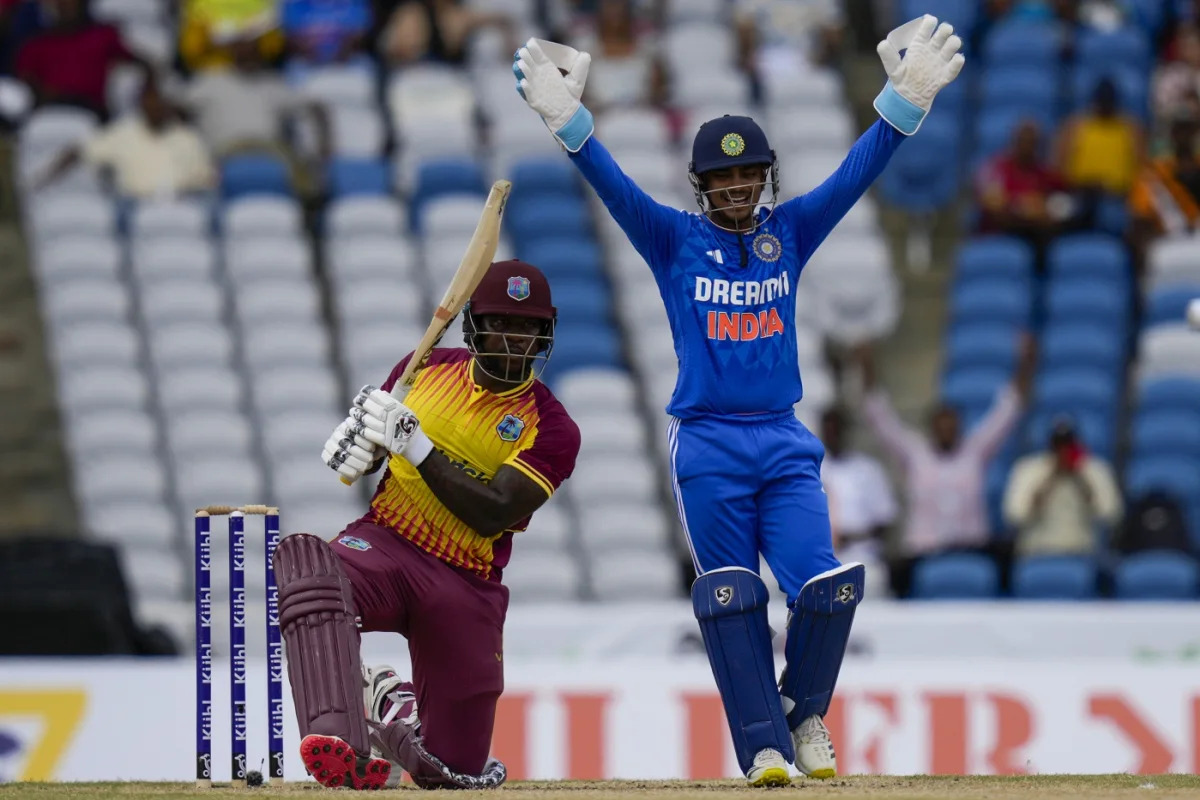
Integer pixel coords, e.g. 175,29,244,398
2,776,1198,800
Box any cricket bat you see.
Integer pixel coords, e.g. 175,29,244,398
341,179,511,485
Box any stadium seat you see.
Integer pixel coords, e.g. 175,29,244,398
544,323,622,375
1012,556,1099,600
1137,376,1200,413
1035,368,1119,414
1044,280,1127,322
327,158,391,197
980,68,1058,116
1039,324,1123,370
220,155,292,199
1125,457,1200,506
131,238,216,283
1138,325,1200,377
1046,234,1129,283
130,199,212,239
222,196,302,239
951,280,1031,326
517,238,605,279
508,158,579,199
973,107,1057,165
507,197,591,242
324,196,405,237
1144,286,1200,329
945,324,1020,371
551,276,614,325
1070,67,1149,118
899,0,978,37
1131,412,1200,458
942,367,1012,409
955,237,1035,285
36,236,121,283
983,20,1065,66
1024,410,1115,460
1076,27,1152,73
880,117,962,211
1114,551,1200,600
910,553,1000,599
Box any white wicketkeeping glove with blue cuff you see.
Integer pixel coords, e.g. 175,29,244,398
513,38,594,153
874,15,965,136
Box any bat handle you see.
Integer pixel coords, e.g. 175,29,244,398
340,475,357,487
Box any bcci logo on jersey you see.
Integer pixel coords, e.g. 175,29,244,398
496,414,525,442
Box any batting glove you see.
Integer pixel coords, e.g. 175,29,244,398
322,413,383,483
513,38,594,152
354,387,434,467
874,15,965,136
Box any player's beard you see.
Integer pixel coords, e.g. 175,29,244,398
476,333,542,383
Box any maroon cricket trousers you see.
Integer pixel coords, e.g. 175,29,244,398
332,519,509,775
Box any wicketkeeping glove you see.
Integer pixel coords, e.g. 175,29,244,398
513,38,594,152
873,15,965,136
354,386,434,467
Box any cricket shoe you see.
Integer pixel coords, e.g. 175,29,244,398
746,748,791,788
363,664,417,787
792,714,836,779
299,733,390,790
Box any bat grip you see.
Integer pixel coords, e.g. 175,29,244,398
340,475,356,486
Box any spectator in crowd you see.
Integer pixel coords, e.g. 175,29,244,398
283,0,372,65
1130,110,1200,239
1154,24,1200,122
854,336,1036,598
571,0,652,110
373,0,515,66
976,119,1073,255
180,0,284,73
15,0,152,119
33,79,215,200
1054,77,1145,221
181,36,330,195
819,406,898,597
1002,417,1122,558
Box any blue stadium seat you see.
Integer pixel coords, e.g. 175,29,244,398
1114,551,1200,600
1035,368,1120,414
911,553,1000,599
1126,0,1166,34
1044,280,1127,322
1012,556,1099,600
1145,286,1200,329
980,68,1059,115
327,158,390,197
506,196,591,243
509,158,578,199
955,237,1034,286
1039,323,1123,369
1024,410,1115,460
543,322,622,378
880,117,961,211
548,275,612,325
1095,195,1131,237
946,324,1020,371
942,367,1011,410
951,280,1031,326
220,155,292,199
1131,412,1200,459
1137,377,1200,413
1125,457,1200,507
516,238,604,279
983,20,1065,66
1046,234,1129,283
1076,27,1152,72
414,159,486,198
900,0,978,38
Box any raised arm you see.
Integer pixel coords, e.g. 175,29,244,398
963,333,1035,460
513,38,686,270
855,342,924,463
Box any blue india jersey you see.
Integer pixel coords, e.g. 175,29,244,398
569,120,903,420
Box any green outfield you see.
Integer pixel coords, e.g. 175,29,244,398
2,776,1199,799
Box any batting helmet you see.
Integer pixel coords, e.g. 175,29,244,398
463,260,556,382
688,115,780,232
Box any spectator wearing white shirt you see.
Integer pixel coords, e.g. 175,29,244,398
34,78,215,200
1003,416,1122,557
819,407,897,597
854,337,1036,597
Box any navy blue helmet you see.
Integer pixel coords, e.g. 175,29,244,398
688,115,780,229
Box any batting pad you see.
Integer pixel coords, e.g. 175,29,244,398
779,562,865,729
692,567,794,773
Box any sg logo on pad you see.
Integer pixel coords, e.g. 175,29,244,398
836,583,856,604
715,586,734,605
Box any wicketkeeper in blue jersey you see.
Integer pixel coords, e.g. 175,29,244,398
514,14,964,787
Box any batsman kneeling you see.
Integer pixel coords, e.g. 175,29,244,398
514,13,963,787
277,261,579,789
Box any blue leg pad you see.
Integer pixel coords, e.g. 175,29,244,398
779,562,865,730
692,566,794,773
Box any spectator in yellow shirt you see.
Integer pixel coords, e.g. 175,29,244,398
1054,77,1144,200
180,0,285,72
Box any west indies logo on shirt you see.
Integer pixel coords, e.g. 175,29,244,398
496,414,525,442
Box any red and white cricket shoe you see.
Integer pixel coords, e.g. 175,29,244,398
300,733,390,790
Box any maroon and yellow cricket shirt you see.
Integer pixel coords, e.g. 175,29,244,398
366,348,580,581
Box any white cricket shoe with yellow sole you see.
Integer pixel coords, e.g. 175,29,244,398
793,714,836,778
746,748,791,787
